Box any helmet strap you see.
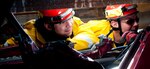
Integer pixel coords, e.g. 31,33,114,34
118,18,123,36
111,18,123,35
109,19,119,31
112,27,120,30
113,18,124,46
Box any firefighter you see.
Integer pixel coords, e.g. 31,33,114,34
24,8,106,50
23,8,113,59
83,4,139,47
23,8,104,68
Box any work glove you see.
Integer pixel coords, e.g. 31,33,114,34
84,34,113,59
120,31,138,45
96,35,113,57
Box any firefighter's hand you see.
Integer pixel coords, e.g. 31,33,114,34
95,34,113,57
96,35,113,47
84,35,113,59
121,31,138,45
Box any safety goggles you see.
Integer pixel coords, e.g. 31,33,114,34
121,17,139,25
126,17,139,25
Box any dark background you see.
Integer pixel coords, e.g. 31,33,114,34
11,0,150,29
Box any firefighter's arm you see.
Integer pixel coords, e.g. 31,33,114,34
83,34,113,58
69,30,99,51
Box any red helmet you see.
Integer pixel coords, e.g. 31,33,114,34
105,4,138,20
39,8,75,24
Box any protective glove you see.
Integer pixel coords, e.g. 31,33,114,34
96,35,113,57
84,34,113,59
120,31,138,45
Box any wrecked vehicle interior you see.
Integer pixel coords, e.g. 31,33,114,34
0,0,150,69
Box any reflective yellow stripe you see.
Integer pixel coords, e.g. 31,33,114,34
73,34,94,49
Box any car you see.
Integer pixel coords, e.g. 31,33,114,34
0,0,150,69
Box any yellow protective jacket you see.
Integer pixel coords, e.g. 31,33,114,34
23,19,45,46
0,37,18,48
6,37,18,46
23,16,99,50
68,17,99,50
83,19,116,48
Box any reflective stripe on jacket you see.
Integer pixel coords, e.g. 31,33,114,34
68,17,99,50
84,19,116,48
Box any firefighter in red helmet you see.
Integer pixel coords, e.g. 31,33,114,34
84,4,139,48
37,8,76,41
105,4,139,45
105,4,139,33
77,4,139,60
24,8,101,51
23,8,104,68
